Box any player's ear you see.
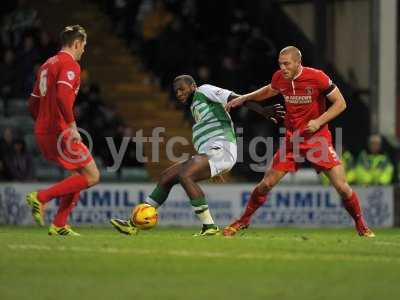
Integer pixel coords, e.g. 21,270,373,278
73,39,81,50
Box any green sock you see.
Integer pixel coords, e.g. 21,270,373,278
190,196,215,225
145,185,170,208
204,224,218,229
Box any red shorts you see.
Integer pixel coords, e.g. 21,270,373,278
35,132,93,170
272,129,341,172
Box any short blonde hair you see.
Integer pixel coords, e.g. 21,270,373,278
279,46,302,62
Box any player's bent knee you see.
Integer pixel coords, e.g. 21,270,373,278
86,169,100,186
87,175,100,187
159,173,178,187
259,178,275,193
256,183,268,195
178,169,198,183
177,172,191,182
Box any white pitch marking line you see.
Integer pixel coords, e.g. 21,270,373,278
373,241,400,247
7,244,400,264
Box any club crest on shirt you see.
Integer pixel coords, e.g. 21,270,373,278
67,71,75,81
305,87,313,95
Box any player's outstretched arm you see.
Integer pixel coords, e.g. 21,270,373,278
225,84,278,112
226,91,285,123
306,87,347,133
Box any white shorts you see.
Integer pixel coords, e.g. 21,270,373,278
200,140,237,177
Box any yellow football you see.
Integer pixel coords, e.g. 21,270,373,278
131,203,158,230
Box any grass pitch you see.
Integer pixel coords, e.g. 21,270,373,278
0,226,399,300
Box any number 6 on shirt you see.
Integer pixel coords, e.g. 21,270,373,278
39,69,48,96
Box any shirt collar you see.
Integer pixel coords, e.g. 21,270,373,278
292,66,303,81
59,50,75,61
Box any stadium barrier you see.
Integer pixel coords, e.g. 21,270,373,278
0,183,395,227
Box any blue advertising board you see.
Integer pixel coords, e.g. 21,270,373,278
0,183,394,227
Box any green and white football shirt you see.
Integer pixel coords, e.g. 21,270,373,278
191,84,236,153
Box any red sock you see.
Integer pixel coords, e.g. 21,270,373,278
240,187,268,224
53,192,80,227
343,191,363,221
37,174,88,203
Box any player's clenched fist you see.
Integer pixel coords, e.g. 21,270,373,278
70,128,82,143
306,119,321,133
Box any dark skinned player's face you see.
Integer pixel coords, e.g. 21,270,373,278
174,80,196,103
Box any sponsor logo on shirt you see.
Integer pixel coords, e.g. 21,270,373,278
284,95,312,104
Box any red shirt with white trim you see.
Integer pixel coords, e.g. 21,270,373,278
271,67,333,134
30,51,80,134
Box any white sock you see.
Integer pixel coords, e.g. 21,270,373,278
144,196,160,208
193,205,215,225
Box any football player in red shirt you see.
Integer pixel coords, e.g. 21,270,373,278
224,46,374,237
26,25,100,235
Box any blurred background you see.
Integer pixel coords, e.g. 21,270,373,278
0,0,398,187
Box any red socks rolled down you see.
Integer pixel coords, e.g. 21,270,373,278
343,191,363,221
53,192,80,227
38,174,89,203
240,187,268,224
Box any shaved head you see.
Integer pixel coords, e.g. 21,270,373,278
278,46,303,79
279,46,302,63
173,74,196,86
